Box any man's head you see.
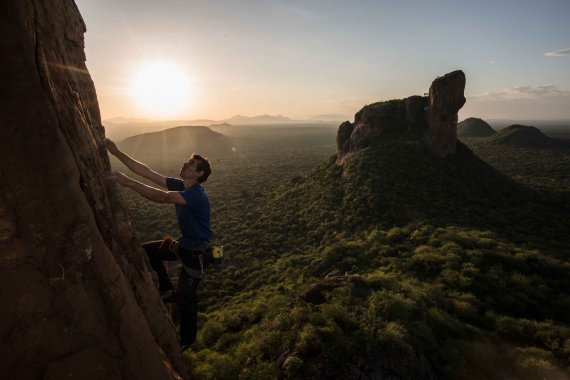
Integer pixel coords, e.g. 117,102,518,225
180,153,212,183
192,154,211,183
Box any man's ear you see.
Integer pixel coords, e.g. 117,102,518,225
196,170,204,179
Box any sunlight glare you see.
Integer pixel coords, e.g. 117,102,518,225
131,62,192,116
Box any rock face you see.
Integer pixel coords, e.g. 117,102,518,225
424,70,466,156
337,70,466,162
0,1,185,378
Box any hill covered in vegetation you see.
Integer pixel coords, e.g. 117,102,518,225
462,126,570,194
118,125,234,162
180,133,570,379
457,117,496,138
489,124,568,149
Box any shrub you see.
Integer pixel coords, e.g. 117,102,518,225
387,227,407,242
282,355,303,379
199,319,226,347
368,289,416,323
187,349,240,380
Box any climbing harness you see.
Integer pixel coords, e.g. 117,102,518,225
159,235,224,277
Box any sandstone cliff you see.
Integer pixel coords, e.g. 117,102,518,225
0,1,185,378
337,70,466,162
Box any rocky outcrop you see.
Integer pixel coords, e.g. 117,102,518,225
424,70,466,156
337,70,466,162
0,1,184,378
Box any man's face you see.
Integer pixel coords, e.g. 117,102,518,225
180,157,202,180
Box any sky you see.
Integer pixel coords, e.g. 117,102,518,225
75,0,570,122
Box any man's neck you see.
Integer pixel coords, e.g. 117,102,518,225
183,178,199,189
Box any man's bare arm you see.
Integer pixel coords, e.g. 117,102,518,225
106,171,186,204
105,138,167,188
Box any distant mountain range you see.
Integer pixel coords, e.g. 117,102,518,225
103,114,349,140
104,114,569,142
223,114,292,123
106,114,350,125
310,114,351,122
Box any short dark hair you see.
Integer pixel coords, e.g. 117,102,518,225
191,153,212,183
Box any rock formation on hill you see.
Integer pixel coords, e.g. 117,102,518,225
337,70,466,162
0,1,184,378
457,117,496,138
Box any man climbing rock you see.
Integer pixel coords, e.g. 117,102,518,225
104,138,212,353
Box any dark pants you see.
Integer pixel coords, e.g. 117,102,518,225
143,240,201,345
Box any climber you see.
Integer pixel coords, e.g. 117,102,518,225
104,138,212,353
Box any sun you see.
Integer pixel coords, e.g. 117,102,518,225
131,62,192,116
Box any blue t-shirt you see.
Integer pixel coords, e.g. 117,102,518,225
166,177,212,250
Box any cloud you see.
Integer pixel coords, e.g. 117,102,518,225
544,48,570,57
463,85,570,119
471,85,570,101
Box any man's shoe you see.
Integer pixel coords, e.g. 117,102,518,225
160,289,175,303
